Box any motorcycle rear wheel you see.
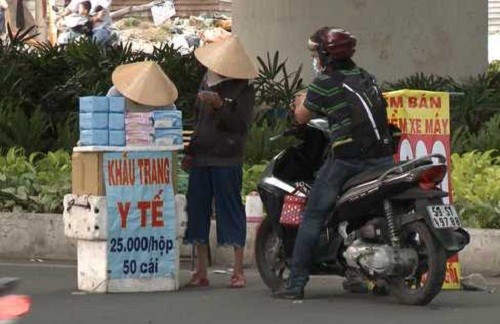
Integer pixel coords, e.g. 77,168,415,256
255,217,289,291
389,220,447,306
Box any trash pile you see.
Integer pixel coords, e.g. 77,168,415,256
168,12,232,54
115,11,232,54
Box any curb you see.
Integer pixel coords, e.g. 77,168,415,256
0,212,499,276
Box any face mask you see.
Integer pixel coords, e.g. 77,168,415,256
206,70,229,87
312,58,323,77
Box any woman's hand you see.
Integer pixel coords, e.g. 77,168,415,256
197,91,223,110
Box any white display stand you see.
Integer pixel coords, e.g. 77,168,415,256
65,146,184,293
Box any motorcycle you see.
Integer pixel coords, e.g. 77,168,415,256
255,118,470,305
0,278,31,323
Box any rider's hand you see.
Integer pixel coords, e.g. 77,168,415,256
289,92,309,125
293,92,306,110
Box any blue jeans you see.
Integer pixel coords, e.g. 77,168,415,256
184,165,247,247
289,155,394,288
93,28,111,45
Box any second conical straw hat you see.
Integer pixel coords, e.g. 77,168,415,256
112,61,178,107
194,36,259,79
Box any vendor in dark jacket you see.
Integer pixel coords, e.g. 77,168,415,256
183,36,257,289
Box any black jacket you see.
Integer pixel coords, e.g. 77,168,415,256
188,77,255,167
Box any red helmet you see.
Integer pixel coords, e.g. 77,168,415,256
308,27,357,61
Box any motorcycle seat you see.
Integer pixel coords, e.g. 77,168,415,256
341,157,434,192
342,165,390,192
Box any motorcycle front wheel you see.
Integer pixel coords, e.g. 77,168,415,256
389,220,447,306
255,217,290,291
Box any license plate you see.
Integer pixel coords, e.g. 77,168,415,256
427,205,462,229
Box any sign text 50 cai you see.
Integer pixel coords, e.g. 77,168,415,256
104,152,177,279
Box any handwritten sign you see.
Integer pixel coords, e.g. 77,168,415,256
385,90,452,204
104,151,176,280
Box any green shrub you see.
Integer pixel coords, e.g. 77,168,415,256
244,119,298,165
452,114,500,154
0,148,71,213
383,73,457,92
0,33,204,152
242,163,267,196
253,51,304,123
384,66,500,154
451,150,500,229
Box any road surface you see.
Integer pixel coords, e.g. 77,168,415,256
1,260,499,324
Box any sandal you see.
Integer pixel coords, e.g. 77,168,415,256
185,273,209,288
229,273,246,289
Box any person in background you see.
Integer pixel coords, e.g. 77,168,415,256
88,1,112,45
75,1,92,35
182,36,257,289
0,0,8,39
63,0,112,44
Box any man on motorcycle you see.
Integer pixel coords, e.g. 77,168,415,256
275,27,395,300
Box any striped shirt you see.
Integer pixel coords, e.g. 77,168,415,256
304,68,365,157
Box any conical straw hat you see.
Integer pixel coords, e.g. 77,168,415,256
112,61,178,107
195,36,258,79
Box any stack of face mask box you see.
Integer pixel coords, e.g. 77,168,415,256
124,112,154,146
79,97,109,146
79,96,126,146
125,108,183,147
152,110,183,146
108,97,126,146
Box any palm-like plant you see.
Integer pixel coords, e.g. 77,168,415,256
253,51,304,119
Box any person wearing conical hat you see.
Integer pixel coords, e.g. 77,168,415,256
107,61,178,110
183,36,258,289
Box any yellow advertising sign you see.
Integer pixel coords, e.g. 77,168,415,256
385,90,450,136
384,90,461,290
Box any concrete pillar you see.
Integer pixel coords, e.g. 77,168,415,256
233,0,488,83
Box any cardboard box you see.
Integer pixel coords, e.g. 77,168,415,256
72,152,105,196
153,110,183,129
154,129,183,146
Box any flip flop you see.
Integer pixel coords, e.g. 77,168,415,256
229,274,246,289
185,275,209,288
